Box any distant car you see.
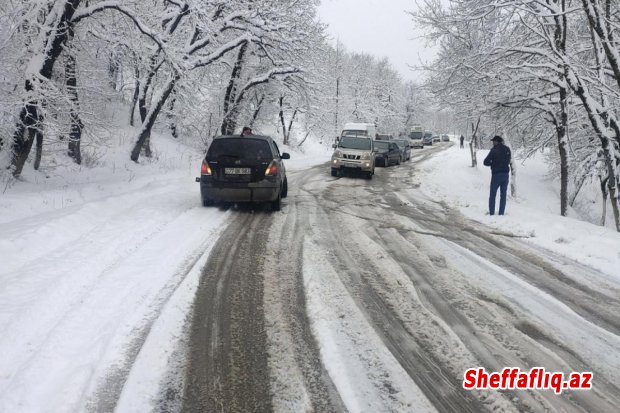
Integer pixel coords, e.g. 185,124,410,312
423,131,433,146
376,134,393,141
441,134,450,142
392,139,411,161
373,140,401,166
196,135,289,211
432,135,441,143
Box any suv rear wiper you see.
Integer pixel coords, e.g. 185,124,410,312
216,154,240,159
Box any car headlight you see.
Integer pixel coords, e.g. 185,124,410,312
361,153,371,160
333,150,343,158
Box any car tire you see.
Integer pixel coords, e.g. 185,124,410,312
331,168,338,177
366,171,373,180
202,197,214,207
271,191,282,211
397,156,401,165
282,178,288,198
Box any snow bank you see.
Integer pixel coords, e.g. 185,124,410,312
418,144,620,280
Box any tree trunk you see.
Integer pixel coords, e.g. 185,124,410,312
335,77,340,136
604,154,620,231
10,0,82,177
66,29,83,165
286,108,298,145
297,131,310,147
569,172,588,207
279,96,287,142
108,49,119,90
11,105,38,176
220,43,248,135
470,117,480,168
168,97,178,138
564,64,620,231
131,74,179,162
557,87,569,216
249,93,264,128
129,64,140,126
600,176,608,226
33,130,43,170
134,56,164,156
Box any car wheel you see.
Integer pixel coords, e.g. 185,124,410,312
202,197,214,207
366,171,373,180
271,191,282,211
331,168,338,177
397,156,401,165
282,178,288,198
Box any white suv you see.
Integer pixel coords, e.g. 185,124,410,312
331,135,375,179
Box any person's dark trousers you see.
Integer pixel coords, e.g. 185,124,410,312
489,172,509,215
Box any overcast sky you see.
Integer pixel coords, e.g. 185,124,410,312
317,0,437,82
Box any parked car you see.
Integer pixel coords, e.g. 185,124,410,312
373,140,402,167
392,139,411,161
423,131,434,146
331,128,375,179
196,135,289,211
441,134,450,142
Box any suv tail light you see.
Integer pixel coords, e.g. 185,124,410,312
265,160,278,176
201,161,212,175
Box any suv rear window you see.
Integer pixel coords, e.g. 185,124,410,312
207,138,273,161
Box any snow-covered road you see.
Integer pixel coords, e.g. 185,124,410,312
2,142,620,412
182,144,620,412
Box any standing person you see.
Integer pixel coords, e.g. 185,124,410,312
483,136,511,215
241,126,252,136
460,135,465,148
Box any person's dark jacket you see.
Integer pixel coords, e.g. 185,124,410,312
483,143,511,174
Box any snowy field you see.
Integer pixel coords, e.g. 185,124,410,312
1,134,619,411
418,142,620,280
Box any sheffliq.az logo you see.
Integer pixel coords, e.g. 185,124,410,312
463,367,593,395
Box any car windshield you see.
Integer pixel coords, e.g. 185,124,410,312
410,132,423,139
207,138,272,160
341,130,368,138
373,141,389,150
393,140,407,148
338,136,372,150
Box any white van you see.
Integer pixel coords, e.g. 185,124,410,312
341,123,377,139
409,125,424,148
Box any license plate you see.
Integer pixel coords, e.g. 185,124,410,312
343,161,357,167
225,167,251,175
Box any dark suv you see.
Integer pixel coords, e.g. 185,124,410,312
196,135,290,210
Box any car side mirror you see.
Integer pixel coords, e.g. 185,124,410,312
195,177,201,182
332,144,337,149
281,152,290,159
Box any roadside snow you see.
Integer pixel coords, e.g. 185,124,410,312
417,144,620,280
